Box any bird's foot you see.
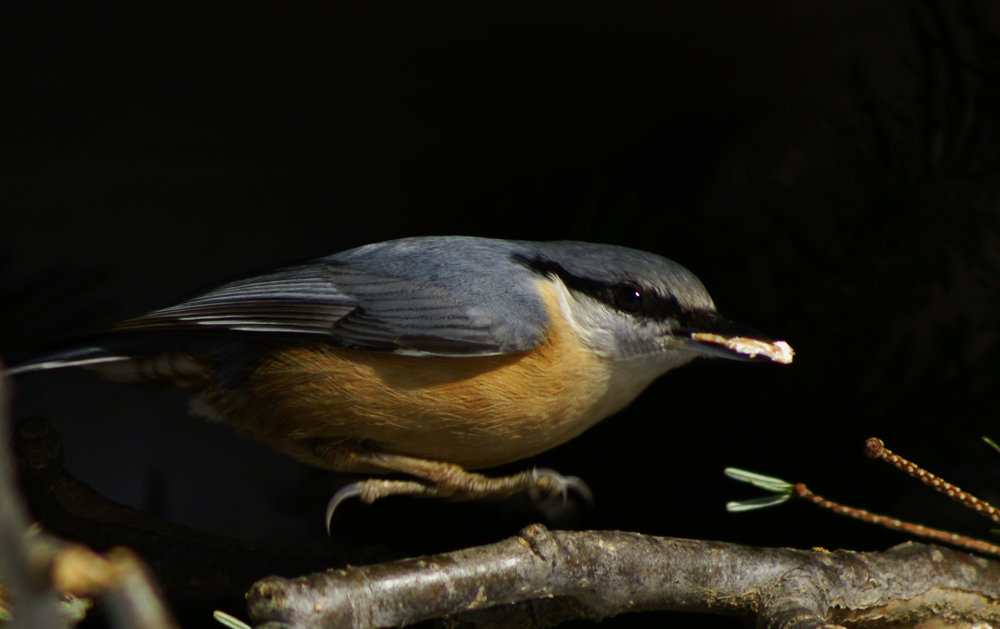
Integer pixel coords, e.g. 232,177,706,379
325,461,592,533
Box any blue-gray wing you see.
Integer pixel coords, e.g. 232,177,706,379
111,241,550,356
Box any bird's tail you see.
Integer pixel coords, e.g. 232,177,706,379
5,332,228,387
5,341,131,376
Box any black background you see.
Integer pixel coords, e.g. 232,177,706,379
5,2,1000,628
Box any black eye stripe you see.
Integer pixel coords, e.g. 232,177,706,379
639,290,684,320
512,253,684,321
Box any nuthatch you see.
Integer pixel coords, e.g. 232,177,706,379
8,236,792,523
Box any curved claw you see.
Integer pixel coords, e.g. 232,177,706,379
561,475,595,510
533,468,595,509
325,482,363,535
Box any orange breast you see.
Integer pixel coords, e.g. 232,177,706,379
202,280,622,471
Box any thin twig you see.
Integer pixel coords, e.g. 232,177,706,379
865,437,1000,525
793,483,1000,557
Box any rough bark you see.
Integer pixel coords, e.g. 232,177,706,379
248,524,1000,629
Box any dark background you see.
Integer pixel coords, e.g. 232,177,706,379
5,1,1000,627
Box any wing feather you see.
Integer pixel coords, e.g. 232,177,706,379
107,255,546,356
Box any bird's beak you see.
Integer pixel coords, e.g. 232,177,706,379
677,314,794,364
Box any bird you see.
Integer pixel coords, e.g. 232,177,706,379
7,236,792,525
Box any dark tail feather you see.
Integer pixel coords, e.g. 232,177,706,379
5,345,130,375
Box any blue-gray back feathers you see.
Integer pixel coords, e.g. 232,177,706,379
12,236,714,370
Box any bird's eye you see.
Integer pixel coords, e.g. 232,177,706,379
615,285,644,313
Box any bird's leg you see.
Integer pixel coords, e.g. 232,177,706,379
364,452,575,498
318,442,591,529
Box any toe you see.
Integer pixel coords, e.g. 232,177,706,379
532,468,594,508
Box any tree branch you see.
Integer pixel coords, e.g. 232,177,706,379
248,524,1000,629
14,416,393,597
2,367,180,628
0,368,66,627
